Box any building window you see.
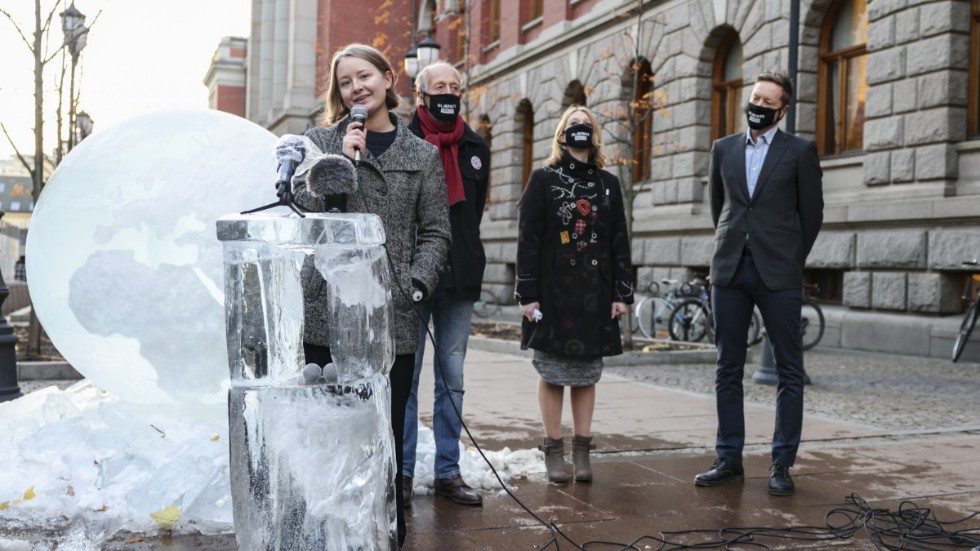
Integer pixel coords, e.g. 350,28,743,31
969,0,980,137
517,100,534,190
629,59,654,182
562,80,587,110
485,0,501,43
818,0,868,155
712,33,744,141
527,0,543,21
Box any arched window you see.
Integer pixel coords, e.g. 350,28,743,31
818,0,868,155
562,81,587,109
969,0,980,137
516,100,535,190
629,59,654,182
712,32,744,141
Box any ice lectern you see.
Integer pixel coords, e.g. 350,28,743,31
217,212,396,550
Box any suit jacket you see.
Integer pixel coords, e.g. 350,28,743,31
709,129,824,290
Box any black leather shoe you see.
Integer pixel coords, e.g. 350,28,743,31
434,474,483,506
402,475,413,509
694,458,745,486
768,464,795,496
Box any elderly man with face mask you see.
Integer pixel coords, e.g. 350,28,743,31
402,61,490,507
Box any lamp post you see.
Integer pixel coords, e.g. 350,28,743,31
0,210,23,403
60,3,88,153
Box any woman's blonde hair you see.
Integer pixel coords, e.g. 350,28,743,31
545,105,605,169
323,44,400,126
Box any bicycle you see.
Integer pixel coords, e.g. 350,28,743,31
633,279,688,339
667,278,762,346
800,284,826,351
473,288,500,318
952,259,980,363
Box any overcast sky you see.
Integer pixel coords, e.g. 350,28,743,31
0,0,251,161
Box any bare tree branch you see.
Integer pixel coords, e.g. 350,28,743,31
0,7,36,51
0,122,36,177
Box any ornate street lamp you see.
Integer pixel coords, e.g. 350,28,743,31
60,3,88,153
416,35,441,68
404,47,419,80
76,111,94,142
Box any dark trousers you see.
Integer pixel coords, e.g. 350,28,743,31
711,256,805,467
305,344,414,546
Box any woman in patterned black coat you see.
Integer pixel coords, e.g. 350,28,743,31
515,105,633,484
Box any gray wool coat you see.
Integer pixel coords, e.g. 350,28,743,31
292,113,451,355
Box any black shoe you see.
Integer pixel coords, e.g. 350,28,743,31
434,474,483,506
402,475,413,509
694,458,745,486
768,464,795,496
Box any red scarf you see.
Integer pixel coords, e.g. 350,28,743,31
417,106,466,206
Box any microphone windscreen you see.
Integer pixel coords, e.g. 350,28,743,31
349,105,369,125
275,134,307,163
308,154,358,197
302,363,323,385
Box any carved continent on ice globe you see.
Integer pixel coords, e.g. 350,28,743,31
25,109,278,406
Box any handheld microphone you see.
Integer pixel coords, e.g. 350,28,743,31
349,105,369,167
274,135,308,197
307,154,358,213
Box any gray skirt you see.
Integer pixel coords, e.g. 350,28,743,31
532,350,603,387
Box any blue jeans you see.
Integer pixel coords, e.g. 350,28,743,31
403,289,474,479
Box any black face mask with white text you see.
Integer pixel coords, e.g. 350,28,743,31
563,123,593,149
745,102,784,130
424,93,460,122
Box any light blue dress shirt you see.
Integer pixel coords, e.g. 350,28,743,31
745,126,779,199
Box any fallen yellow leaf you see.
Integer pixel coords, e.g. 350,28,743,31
0,502,8,510
211,435,220,442
150,505,182,527
23,487,36,500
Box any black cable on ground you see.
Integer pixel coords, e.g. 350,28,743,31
394,259,979,551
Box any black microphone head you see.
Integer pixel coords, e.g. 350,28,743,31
308,154,358,197
349,105,369,126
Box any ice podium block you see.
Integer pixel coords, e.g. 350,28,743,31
217,212,396,551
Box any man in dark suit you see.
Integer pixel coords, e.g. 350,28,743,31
695,71,823,496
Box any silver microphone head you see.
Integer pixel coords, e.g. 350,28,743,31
302,363,323,385
349,105,369,126
321,362,339,385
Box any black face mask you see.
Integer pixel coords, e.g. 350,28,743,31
563,123,593,149
424,93,460,122
745,102,784,130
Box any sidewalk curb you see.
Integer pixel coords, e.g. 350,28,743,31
468,335,728,365
17,361,81,381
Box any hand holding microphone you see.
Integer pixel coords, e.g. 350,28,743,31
346,105,369,167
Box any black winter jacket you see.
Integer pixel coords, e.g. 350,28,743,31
408,115,490,301
515,153,634,357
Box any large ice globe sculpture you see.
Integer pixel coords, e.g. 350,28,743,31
25,109,278,405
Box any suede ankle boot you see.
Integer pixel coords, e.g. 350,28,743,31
572,435,595,482
538,437,569,484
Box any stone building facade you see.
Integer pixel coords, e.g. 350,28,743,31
230,0,980,359
449,0,980,359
